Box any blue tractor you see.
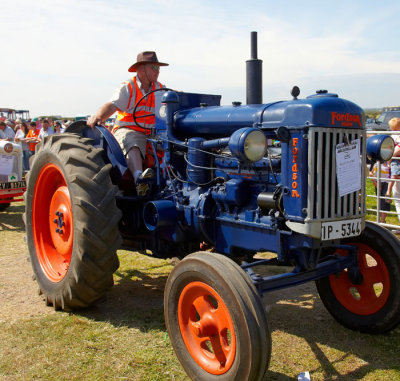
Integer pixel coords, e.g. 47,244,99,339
25,34,400,380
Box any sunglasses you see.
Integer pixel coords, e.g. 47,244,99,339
150,65,160,72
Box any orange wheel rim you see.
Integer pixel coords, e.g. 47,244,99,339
178,281,236,375
329,243,390,315
32,164,73,282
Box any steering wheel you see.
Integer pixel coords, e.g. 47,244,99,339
132,87,175,132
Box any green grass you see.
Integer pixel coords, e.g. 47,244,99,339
1,201,400,380
0,314,185,380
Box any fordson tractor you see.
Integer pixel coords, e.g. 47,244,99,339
25,34,400,380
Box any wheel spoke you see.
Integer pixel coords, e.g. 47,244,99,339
363,264,384,285
193,295,213,317
356,282,378,302
212,305,232,333
209,334,229,367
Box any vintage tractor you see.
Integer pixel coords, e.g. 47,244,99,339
25,34,400,380
0,140,25,211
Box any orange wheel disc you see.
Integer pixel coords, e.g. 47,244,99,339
329,243,390,315
32,163,73,282
178,281,236,375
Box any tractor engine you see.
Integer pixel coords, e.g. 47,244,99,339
122,88,367,262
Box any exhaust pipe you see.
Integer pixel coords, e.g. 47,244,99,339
246,31,263,105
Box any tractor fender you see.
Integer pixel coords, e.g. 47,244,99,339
65,121,127,182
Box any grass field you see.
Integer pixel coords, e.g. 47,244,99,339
1,201,400,380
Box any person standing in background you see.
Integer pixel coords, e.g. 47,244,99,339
37,119,54,141
0,121,15,141
370,161,391,223
25,121,41,166
386,118,400,225
14,122,30,171
54,121,64,133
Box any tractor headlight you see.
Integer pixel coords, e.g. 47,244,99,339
366,135,394,162
229,128,267,162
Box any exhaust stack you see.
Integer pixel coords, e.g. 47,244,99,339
246,31,263,105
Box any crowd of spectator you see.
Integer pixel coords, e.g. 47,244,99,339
0,118,71,171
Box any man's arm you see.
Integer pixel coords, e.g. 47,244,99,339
87,102,117,128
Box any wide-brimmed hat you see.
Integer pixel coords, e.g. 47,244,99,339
128,51,168,72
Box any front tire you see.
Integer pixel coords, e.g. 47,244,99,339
164,252,271,381
25,133,122,310
316,222,400,333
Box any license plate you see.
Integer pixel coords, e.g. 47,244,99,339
321,218,362,241
0,180,26,190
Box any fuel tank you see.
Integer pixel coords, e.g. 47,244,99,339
172,92,365,139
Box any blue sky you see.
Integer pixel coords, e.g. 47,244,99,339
1,0,399,117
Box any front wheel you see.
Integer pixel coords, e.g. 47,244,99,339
164,252,271,381
25,133,122,310
316,222,400,333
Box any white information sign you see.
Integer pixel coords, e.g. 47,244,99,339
0,154,14,176
335,139,361,197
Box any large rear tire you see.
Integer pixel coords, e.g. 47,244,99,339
25,133,122,310
316,222,400,333
164,252,271,381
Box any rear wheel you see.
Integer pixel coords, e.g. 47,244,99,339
25,133,122,310
316,222,400,333
164,252,271,381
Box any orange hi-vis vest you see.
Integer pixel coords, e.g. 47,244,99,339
113,77,163,136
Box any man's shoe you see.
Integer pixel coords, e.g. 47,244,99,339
135,168,154,197
136,183,150,197
141,168,154,179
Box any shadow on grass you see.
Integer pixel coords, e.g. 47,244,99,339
76,264,169,332
0,203,25,232
264,284,400,380
74,256,399,380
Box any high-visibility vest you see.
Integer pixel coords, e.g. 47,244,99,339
113,77,163,135
26,128,40,152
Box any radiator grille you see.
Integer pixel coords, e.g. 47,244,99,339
307,127,366,221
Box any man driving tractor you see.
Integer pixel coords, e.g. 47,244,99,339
87,51,168,196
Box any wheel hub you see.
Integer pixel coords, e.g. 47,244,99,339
33,163,73,282
178,281,236,375
48,186,73,257
191,313,218,337
53,211,65,235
